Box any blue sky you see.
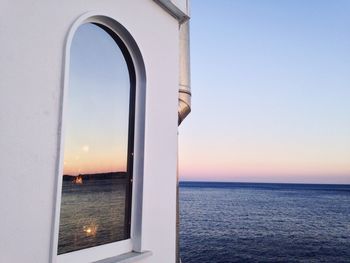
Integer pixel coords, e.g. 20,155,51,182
179,0,350,183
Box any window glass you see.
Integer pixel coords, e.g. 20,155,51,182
58,23,134,254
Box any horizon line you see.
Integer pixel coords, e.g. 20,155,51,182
179,180,350,186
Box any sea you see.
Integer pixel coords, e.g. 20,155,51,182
58,178,128,254
179,182,350,263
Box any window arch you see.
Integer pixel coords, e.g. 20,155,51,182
57,22,135,254
53,14,146,263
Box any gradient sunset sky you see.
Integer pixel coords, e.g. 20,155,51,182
63,24,130,175
179,0,350,184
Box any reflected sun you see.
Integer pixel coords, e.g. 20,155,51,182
82,145,89,152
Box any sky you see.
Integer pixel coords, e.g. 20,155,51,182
63,24,130,175
179,0,350,184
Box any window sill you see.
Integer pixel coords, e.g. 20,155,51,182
94,251,152,263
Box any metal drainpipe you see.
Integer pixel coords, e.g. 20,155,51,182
178,20,191,125
177,19,191,263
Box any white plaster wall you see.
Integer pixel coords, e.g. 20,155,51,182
171,0,189,14
0,1,179,262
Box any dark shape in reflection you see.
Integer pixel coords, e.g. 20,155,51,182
63,172,127,182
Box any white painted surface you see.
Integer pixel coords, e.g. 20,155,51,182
96,251,152,263
155,0,189,22
171,0,189,14
57,240,132,263
0,1,180,262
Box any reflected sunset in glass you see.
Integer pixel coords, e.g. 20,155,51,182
63,23,130,176
58,23,133,254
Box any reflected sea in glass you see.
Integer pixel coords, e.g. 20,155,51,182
58,177,127,254
180,182,350,263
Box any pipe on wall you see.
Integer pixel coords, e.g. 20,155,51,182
178,20,191,125
153,0,191,124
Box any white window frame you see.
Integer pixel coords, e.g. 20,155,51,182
51,12,147,263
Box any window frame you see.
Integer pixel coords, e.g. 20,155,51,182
51,13,146,263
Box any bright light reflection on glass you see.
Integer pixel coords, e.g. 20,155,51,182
58,23,133,254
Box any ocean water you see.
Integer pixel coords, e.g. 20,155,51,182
179,182,350,263
58,178,128,254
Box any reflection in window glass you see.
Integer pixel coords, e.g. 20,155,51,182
58,23,134,254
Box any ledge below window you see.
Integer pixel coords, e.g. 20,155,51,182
95,251,152,263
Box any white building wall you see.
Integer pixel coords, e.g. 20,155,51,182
171,0,189,14
0,1,181,262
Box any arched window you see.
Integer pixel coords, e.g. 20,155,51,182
58,22,135,255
